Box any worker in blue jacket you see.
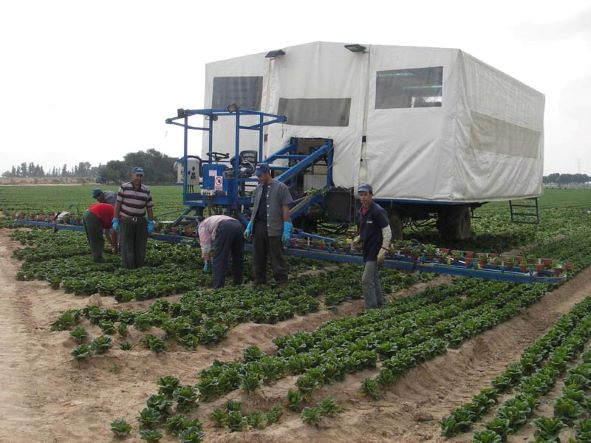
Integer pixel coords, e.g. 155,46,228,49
352,183,391,309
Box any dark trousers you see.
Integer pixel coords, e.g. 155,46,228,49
120,217,148,269
253,221,287,285
211,219,244,289
83,211,104,263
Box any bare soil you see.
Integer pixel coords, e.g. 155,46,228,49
1,229,590,442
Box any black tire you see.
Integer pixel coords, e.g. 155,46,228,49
389,210,404,240
437,205,471,241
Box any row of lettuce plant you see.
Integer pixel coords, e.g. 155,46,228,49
440,296,591,438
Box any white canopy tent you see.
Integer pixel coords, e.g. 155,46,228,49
203,41,544,203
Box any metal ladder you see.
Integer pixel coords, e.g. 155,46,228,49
509,197,540,224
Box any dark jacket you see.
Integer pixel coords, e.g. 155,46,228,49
250,179,293,236
358,201,389,261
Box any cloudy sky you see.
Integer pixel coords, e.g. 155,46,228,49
0,0,589,175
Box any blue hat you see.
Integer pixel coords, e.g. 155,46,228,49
254,163,270,177
131,167,144,176
357,183,373,194
92,189,103,199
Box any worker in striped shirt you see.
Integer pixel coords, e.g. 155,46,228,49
197,215,244,289
112,167,155,269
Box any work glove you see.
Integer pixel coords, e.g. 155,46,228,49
111,218,119,232
243,221,253,240
350,236,361,249
202,261,209,273
377,248,387,265
282,221,293,246
147,219,154,235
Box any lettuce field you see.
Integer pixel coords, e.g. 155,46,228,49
0,185,591,443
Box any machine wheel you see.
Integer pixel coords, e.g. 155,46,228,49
388,210,404,240
437,205,472,241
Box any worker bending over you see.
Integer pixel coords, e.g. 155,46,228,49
244,163,293,287
83,202,117,262
112,167,155,269
353,183,391,309
92,188,117,205
198,215,244,289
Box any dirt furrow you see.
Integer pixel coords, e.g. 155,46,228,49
2,225,591,443
204,267,591,443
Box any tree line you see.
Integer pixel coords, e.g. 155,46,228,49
543,173,591,185
1,162,97,178
4,156,587,186
2,149,177,184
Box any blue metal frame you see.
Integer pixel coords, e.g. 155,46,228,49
13,220,565,284
276,140,333,183
289,193,325,220
13,220,197,244
165,108,335,224
264,141,297,164
279,247,564,284
165,108,287,214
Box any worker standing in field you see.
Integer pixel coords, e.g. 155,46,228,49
244,163,293,287
92,188,117,205
197,215,244,289
353,183,391,309
83,202,118,262
112,167,155,269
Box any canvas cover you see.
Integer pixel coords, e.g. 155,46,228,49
203,41,545,202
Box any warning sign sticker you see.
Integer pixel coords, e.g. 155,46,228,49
214,176,223,191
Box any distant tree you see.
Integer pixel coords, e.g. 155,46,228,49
547,173,560,183
544,173,590,185
98,160,128,184
76,161,91,177
558,174,572,184
2,153,175,182
97,149,176,184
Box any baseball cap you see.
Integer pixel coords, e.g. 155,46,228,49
92,189,103,199
357,183,373,194
254,163,270,177
131,167,144,176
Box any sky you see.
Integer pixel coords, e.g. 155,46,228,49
0,0,590,175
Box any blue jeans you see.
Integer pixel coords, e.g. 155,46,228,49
362,261,384,309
